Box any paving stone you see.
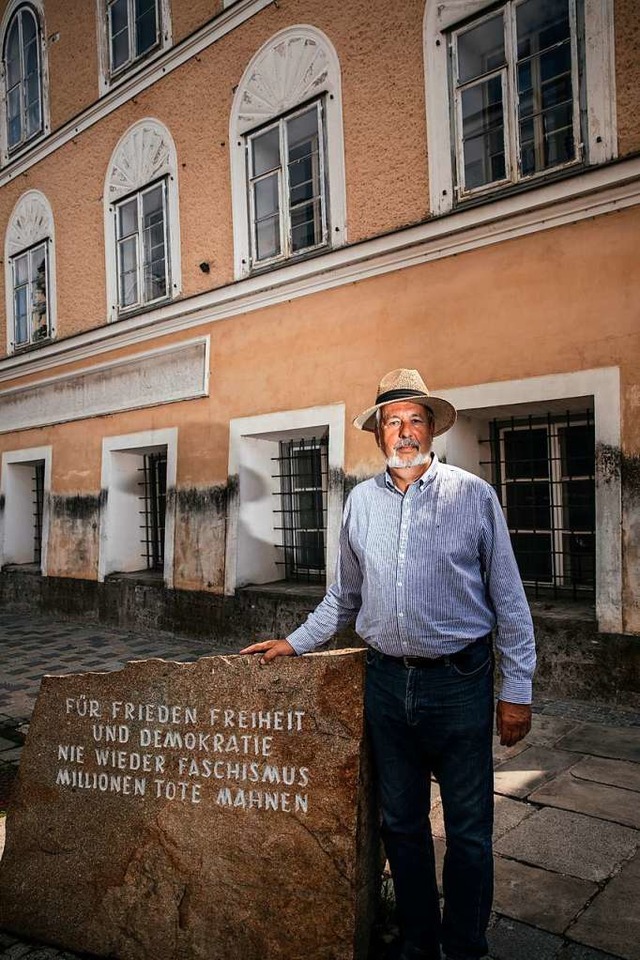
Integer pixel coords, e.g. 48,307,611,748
570,755,640,793
529,769,640,829
561,944,625,960
495,806,639,881
493,854,597,934
556,724,640,763
493,795,536,840
493,746,577,798
492,737,530,766
567,850,640,960
487,916,564,960
0,945,35,959
526,716,583,747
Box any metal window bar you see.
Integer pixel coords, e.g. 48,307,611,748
32,460,45,566
138,451,167,571
479,409,595,599
272,436,329,583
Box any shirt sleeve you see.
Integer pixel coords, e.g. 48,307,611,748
480,486,537,704
286,495,363,654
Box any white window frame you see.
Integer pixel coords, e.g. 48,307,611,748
114,177,170,314
450,0,582,200
432,367,621,633
0,0,49,166
230,25,347,280
4,189,57,353
96,0,171,95
225,404,345,594
98,427,177,587
246,99,329,269
9,238,51,348
423,0,617,215
104,118,181,323
0,444,52,574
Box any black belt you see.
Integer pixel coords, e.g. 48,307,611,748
377,633,491,669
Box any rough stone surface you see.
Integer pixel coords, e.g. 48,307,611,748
495,807,639,881
569,755,640,792
493,746,577,798
555,724,640,763
487,916,564,960
529,769,640,829
493,854,597,933
0,650,377,960
567,850,640,960
525,715,582,747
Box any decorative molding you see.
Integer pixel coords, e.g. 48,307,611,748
5,189,53,255
1,155,639,385
106,120,173,201
0,0,273,188
230,24,347,279
0,338,209,432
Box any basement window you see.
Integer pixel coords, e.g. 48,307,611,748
272,437,328,583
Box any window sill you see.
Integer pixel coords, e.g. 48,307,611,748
239,580,327,601
105,569,164,586
11,336,54,356
246,244,331,279
529,597,596,623
452,161,589,215
1,563,42,575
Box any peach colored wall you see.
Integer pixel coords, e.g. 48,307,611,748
171,0,222,44
615,0,640,156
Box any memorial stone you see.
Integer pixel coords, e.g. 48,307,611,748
0,649,378,960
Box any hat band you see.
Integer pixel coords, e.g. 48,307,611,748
375,388,429,405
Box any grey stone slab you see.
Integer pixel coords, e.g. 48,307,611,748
556,724,640,763
492,737,530,766
562,945,627,960
494,806,639,881
493,746,577,799
529,769,640,829
487,916,564,960
493,854,596,933
570,755,640,793
568,850,640,960
493,795,536,840
526,715,583,747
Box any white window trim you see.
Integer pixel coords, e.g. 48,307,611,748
230,24,348,280
98,427,177,587
0,0,50,166
225,403,345,595
0,443,52,574
432,366,621,633
423,0,618,215
4,188,57,353
104,117,181,322
95,0,172,95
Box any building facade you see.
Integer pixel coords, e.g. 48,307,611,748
0,0,638,700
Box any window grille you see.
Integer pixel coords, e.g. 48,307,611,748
114,179,169,313
4,4,43,153
138,451,167,571
272,436,328,582
247,100,328,267
480,409,595,599
450,0,581,197
108,0,159,75
32,460,44,566
11,240,50,348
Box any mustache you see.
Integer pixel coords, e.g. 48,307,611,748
394,438,420,451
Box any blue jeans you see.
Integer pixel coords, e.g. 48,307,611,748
364,639,494,960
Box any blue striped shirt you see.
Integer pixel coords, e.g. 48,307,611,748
287,455,536,703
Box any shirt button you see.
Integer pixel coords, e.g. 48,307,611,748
398,612,404,617
397,582,403,587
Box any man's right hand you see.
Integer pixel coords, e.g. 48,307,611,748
239,639,296,665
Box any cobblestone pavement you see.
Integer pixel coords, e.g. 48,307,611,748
1,611,639,960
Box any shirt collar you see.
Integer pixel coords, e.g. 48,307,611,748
383,452,440,492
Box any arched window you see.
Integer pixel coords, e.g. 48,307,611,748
230,26,347,279
104,118,181,321
1,1,48,160
4,190,56,352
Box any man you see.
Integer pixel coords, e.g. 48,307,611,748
242,368,536,960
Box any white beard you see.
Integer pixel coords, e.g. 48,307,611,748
385,450,431,469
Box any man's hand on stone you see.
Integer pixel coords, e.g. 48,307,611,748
239,639,296,665
496,700,532,746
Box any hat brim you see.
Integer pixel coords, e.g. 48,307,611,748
353,395,457,436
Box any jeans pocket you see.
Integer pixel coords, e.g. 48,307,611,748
450,648,493,678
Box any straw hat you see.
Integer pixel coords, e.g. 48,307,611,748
353,368,457,436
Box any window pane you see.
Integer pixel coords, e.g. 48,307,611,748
7,87,21,148
142,187,167,302
14,252,28,285
21,10,36,45
118,236,139,306
117,198,138,239
24,35,38,76
292,448,322,489
30,245,48,339
6,20,21,86
503,428,549,480
511,532,553,581
252,127,280,177
135,0,158,57
517,0,570,60
254,174,279,220
255,215,281,261
562,532,594,586
110,0,128,34
506,482,551,530
560,424,595,477
291,200,322,251
461,77,506,189
457,13,505,84
14,286,28,344
295,530,324,570
110,0,129,69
